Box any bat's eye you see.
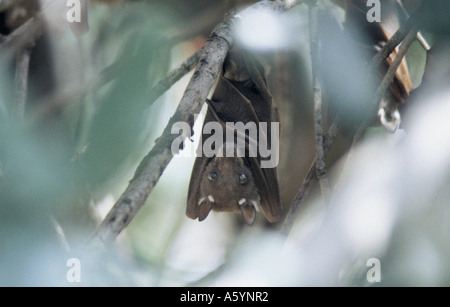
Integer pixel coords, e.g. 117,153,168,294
239,173,248,185
208,171,218,181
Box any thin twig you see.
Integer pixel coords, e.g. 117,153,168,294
281,3,423,238
374,26,420,110
352,3,426,145
395,0,430,51
323,28,420,228
89,0,308,249
147,47,205,104
353,4,425,144
13,47,31,119
354,24,420,145
370,1,426,68
308,0,329,202
321,27,420,218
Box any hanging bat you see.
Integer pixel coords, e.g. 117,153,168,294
186,47,281,226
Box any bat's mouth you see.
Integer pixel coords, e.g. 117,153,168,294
197,195,260,225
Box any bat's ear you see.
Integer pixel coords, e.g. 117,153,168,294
198,197,213,221
186,156,209,220
246,157,281,223
240,201,256,226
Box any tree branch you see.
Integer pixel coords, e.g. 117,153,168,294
0,15,44,60
89,21,234,249
374,26,419,111
281,2,424,238
13,47,31,119
308,0,330,202
147,47,205,104
354,23,420,145
371,1,426,68
88,0,308,249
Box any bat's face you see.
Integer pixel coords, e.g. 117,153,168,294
197,157,260,225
